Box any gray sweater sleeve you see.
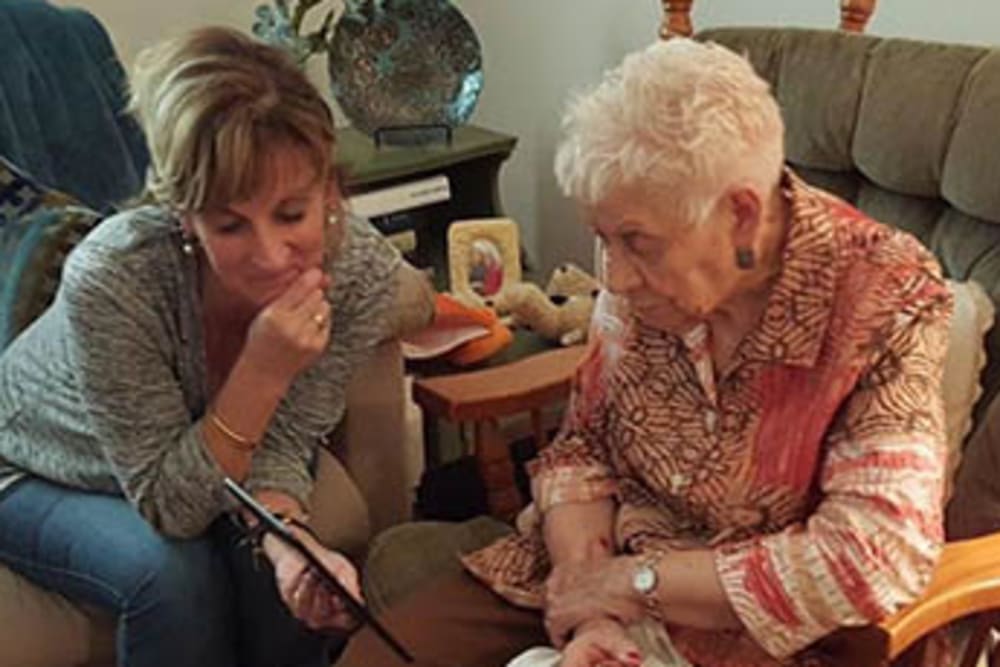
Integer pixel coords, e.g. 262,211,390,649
60,243,228,538
242,217,403,510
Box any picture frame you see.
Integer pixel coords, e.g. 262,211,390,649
448,218,521,307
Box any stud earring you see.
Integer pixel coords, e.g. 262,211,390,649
180,231,196,256
735,247,755,270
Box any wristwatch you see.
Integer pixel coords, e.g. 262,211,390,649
632,552,664,619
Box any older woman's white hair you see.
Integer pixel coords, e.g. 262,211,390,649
554,38,785,227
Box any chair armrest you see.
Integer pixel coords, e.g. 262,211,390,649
880,531,1000,657
340,341,415,532
412,345,586,518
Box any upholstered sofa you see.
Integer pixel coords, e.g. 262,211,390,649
359,23,1000,667
0,2,432,665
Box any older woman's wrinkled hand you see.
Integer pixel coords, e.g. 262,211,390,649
561,617,643,667
544,556,645,648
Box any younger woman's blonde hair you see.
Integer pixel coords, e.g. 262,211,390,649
129,26,336,213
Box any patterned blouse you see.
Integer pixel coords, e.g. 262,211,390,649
463,171,953,666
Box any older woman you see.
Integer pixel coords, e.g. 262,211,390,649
0,27,430,667
338,37,952,667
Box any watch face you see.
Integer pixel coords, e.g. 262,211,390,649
634,564,657,595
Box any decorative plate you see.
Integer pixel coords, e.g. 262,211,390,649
327,0,483,136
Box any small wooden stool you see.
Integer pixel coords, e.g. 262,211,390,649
412,345,585,519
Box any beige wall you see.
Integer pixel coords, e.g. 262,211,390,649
453,0,659,276
61,0,1000,276
53,0,340,115
55,0,259,67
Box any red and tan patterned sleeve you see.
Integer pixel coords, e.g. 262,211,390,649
528,294,624,513
715,287,953,659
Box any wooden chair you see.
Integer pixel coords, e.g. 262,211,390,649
659,0,878,38
413,344,585,519
413,1,1000,663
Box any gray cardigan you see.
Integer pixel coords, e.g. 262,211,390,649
0,207,400,537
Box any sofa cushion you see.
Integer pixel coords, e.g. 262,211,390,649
0,562,114,667
942,280,995,502
774,29,872,172
0,160,101,348
0,207,101,346
855,41,983,198
942,50,1000,225
309,446,371,559
854,185,944,247
0,156,79,227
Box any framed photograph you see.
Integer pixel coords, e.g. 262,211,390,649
448,218,521,307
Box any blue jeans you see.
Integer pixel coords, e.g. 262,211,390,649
0,477,336,667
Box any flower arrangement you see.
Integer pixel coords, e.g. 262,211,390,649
252,0,335,66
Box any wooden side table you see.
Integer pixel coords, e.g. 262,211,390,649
411,345,585,520
336,124,517,286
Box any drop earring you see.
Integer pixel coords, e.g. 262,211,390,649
735,247,755,270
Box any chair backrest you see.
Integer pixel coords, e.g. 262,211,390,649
659,0,878,39
0,0,148,212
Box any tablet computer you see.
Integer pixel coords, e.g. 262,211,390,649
224,477,414,663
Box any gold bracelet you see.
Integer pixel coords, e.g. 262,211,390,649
208,409,257,451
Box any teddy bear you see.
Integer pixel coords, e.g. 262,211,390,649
491,263,601,346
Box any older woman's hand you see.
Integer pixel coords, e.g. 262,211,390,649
561,617,643,667
544,556,645,647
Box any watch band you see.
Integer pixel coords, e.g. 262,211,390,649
634,551,665,621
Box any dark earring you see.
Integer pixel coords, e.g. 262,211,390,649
735,247,755,270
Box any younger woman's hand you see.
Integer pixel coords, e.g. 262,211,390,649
264,527,361,632
243,268,332,384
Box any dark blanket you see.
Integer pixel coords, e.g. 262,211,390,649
0,0,147,213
